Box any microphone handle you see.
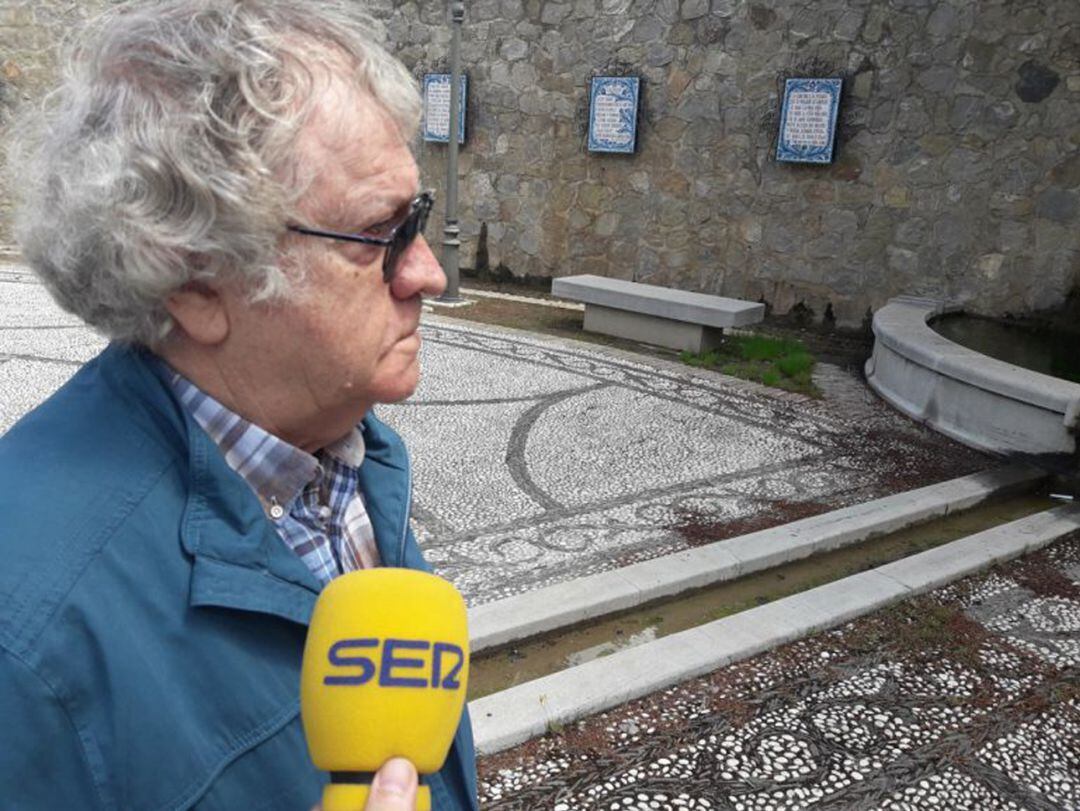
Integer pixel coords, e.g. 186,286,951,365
322,777,431,811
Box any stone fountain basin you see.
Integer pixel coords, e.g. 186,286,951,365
866,297,1080,458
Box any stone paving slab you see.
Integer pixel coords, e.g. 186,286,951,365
477,533,1080,811
2,269,993,607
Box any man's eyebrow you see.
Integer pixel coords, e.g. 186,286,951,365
314,196,392,231
330,187,419,229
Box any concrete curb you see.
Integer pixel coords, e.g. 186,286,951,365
469,503,1080,755
459,287,585,311
468,465,1044,652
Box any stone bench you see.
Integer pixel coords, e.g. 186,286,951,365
551,274,765,353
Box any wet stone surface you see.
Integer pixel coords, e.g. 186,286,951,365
477,536,1080,811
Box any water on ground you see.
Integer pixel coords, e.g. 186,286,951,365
468,491,1054,699
932,313,1080,384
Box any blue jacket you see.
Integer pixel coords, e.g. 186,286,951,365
0,343,478,810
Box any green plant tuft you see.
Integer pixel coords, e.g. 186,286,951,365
681,333,820,395
776,351,814,378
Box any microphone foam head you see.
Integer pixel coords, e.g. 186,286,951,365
301,568,469,775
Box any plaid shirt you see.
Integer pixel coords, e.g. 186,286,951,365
163,366,381,584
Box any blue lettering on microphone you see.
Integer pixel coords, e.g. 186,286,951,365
324,638,378,685
431,642,464,690
324,638,465,690
380,639,431,687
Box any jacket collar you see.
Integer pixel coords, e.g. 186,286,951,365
356,411,413,569
100,344,414,625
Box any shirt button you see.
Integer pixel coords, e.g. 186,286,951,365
318,505,332,520
269,504,285,520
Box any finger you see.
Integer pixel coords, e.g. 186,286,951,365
365,758,418,811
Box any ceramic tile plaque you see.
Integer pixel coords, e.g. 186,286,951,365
587,76,640,154
423,73,467,144
776,78,842,164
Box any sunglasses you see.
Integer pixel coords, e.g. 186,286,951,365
287,190,435,282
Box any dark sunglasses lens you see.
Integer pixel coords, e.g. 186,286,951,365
383,241,400,282
383,195,433,282
416,199,431,233
383,218,414,282
400,213,420,241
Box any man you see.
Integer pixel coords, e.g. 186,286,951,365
0,1,477,809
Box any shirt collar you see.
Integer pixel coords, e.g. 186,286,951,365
323,425,366,468
160,362,364,512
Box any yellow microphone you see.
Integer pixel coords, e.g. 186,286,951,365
301,568,470,811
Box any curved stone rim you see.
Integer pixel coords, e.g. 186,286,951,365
866,296,1080,455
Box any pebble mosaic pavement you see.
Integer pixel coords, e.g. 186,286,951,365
1,263,992,607
477,536,1080,811
382,321,990,605
4,264,1076,807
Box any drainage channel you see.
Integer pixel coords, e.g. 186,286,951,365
468,490,1054,700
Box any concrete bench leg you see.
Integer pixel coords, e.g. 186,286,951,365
583,304,725,353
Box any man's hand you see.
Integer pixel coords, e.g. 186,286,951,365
365,758,419,810
310,758,419,811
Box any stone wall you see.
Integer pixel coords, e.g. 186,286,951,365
398,0,1080,326
3,0,1079,326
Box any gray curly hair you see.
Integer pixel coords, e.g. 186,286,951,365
8,0,421,346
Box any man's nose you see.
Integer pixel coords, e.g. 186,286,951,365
390,236,446,300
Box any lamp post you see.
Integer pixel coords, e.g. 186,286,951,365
438,0,465,303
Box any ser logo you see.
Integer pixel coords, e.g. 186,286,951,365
324,638,465,689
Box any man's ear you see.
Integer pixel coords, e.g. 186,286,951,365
165,281,230,346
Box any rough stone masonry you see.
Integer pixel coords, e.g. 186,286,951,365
2,0,1079,328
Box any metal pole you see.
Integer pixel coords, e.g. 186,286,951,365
438,0,465,302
